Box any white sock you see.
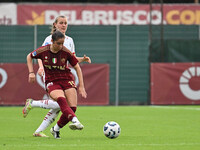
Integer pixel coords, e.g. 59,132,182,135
54,123,61,131
31,100,60,109
31,100,43,108
41,100,60,109
35,109,60,133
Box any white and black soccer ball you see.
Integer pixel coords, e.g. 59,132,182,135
103,121,121,139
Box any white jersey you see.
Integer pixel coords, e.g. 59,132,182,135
42,35,75,54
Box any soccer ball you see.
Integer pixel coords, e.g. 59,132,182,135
103,121,121,139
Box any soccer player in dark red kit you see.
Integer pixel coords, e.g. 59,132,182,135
26,30,87,139
23,15,91,138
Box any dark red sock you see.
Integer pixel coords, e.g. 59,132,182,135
57,114,68,128
57,97,76,121
57,107,77,128
71,107,77,113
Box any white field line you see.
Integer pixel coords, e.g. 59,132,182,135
151,106,200,111
2,143,200,147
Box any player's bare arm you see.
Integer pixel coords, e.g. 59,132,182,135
27,53,36,83
37,59,44,76
76,55,91,64
73,63,87,98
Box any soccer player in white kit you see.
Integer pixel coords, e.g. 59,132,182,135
22,16,91,137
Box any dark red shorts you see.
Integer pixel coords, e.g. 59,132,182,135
46,80,77,94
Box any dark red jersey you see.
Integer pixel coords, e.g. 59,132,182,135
30,44,78,83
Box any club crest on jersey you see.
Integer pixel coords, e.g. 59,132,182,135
52,58,57,64
61,58,65,63
32,51,37,56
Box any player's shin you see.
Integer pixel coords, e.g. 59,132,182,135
35,109,60,133
57,97,76,121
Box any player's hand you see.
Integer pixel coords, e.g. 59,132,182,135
83,55,91,63
78,86,87,98
37,67,44,76
28,73,36,83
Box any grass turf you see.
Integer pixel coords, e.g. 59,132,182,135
0,106,200,150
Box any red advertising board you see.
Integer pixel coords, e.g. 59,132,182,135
0,63,109,106
151,63,200,105
17,4,200,25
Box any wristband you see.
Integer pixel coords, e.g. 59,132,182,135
29,72,34,74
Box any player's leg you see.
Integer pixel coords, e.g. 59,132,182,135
32,99,60,109
64,88,84,130
54,106,77,131
49,89,77,139
33,108,60,137
52,88,83,131
22,99,60,118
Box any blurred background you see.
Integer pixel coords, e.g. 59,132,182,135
0,0,199,3
1,0,200,106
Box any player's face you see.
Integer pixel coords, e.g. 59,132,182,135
52,38,65,52
55,18,68,34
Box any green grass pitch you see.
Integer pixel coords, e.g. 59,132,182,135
0,106,200,150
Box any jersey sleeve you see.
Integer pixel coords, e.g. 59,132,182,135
30,50,41,59
30,46,46,59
